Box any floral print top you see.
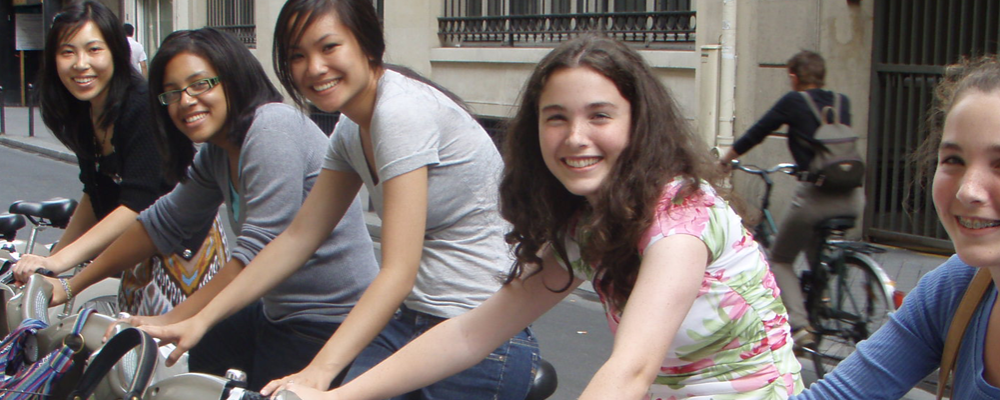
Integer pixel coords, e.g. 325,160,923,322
561,179,803,399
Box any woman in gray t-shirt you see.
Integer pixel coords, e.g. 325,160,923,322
262,1,538,399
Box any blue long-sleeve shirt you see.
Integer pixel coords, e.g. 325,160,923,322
793,255,1000,399
732,89,850,169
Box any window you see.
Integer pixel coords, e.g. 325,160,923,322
206,0,255,48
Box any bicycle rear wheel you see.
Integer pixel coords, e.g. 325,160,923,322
808,253,892,378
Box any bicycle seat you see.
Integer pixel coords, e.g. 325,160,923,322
0,213,27,241
526,358,558,400
816,216,856,232
9,197,78,229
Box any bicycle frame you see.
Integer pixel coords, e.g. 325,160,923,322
731,159,896,376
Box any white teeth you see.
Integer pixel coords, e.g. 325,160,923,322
185,113,207,123
313,79,340,91
565,157,600,168
74,77,96,84
957,217,1000,229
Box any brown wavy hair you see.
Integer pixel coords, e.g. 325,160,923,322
500,35,727,310
913,55,1000,186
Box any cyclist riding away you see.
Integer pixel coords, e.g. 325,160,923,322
720,50,865,349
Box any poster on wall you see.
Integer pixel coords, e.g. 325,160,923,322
15,13,44,51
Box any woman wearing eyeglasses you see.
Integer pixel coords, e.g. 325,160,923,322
45,27,380,390
19,0,228,316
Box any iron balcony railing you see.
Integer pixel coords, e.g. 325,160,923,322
207,0,255,48
439,11,696,48
212,25,256,48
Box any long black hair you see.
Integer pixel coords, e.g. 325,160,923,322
38,0,139,158
272,0,384,109
148,28,283,183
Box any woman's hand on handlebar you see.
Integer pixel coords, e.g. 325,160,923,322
45,275,68,306
718,158,734,173
261,365,339,396
140,316,210,367
103,313,171,341
13,254,60,284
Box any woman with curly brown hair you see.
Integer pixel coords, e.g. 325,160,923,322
283,34,802,400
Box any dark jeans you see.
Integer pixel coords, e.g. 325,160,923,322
343,305,539,400
189,301,339,391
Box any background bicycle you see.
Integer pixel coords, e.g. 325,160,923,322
1,197,121,320
730,159,898,379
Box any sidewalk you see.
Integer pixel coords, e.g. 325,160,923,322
0,106,953,295
0,106,75,164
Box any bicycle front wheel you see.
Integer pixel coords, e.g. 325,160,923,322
809,253,892,378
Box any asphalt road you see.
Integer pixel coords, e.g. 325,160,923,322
0,145,81,249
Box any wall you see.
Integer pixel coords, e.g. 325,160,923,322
385,0,700,120
730,0,874,229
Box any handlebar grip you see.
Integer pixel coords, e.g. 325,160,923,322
35,268,55,277
231,388,299,400
240,391,268,400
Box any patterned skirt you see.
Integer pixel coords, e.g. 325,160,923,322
118,216,229,316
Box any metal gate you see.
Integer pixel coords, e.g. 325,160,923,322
867,0,1000,251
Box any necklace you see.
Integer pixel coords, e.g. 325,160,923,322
91,108,121,184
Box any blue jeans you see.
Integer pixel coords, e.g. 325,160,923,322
343,305,540,400
189,301,339,391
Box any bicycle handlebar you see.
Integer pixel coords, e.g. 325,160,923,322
730,160,798,176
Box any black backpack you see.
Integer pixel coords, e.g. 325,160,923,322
797,91,865,192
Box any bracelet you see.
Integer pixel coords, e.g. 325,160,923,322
58,278,74,303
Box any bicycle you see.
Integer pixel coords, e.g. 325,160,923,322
730,160,897,379
1,197,121,319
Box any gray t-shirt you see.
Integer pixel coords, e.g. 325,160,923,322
141,103,378,324
323,70,508,319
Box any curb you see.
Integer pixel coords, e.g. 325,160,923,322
0,136,76,164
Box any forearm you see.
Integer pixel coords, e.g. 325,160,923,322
193,227,319,327
578,356,658,400
334,268,575,400
305,268,415,377
156,259,242,322
49,206,138,272
50,194,98,255
68,221,156,294
334,314,502,400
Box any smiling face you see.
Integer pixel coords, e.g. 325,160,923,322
287,11,379,122
538,67,631,203
162,53,228,145
933,90,1000,268
55,21,114,111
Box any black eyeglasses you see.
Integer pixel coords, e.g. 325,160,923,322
158,77,221,105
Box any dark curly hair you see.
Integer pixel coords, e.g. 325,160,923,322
500,35,728,310
913,55,1000,186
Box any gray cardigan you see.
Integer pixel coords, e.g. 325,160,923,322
140,103,378,324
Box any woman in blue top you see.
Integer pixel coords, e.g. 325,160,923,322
792,56,1000,400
